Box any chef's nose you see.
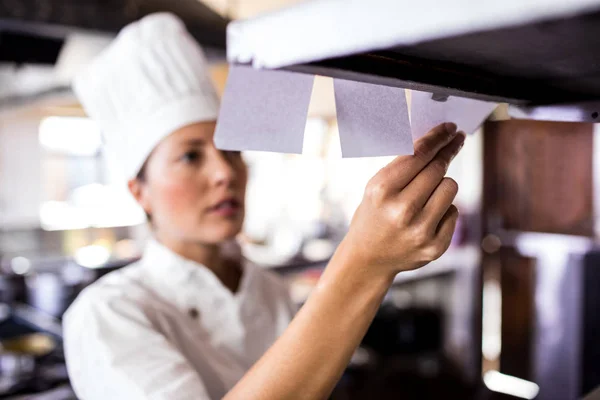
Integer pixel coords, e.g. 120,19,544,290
207,147,238,186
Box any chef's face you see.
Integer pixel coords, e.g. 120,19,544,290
129,121,247,245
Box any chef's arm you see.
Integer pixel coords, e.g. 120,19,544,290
225,123,465,400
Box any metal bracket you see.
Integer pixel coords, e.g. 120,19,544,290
509,102,600,122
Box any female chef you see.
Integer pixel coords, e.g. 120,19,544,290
64,12,465,400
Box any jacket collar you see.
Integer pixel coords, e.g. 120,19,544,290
139,239,255,318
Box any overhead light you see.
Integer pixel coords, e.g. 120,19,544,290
11,257,32,275
75,245,110,269
484,371,540,399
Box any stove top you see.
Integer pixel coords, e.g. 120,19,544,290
0,308,74,399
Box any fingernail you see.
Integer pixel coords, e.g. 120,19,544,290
444,123,457,136
456,132,466,146
451,133,466,160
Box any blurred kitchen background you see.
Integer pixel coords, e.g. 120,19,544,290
0,1,599,399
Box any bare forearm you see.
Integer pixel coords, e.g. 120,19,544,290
225,123,464,400
225,241,393,400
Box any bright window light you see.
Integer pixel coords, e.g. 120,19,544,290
482,280,502,361
484,371,540,399
302,118,328,157
39,116,102,156
39,184,147,231
39,201,89,231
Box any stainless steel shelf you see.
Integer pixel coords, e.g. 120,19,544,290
227,0,600,106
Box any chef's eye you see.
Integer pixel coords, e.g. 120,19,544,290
181,150,201,163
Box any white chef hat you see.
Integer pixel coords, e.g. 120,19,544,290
73,13,220,179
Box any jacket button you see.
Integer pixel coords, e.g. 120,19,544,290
188,308,199,319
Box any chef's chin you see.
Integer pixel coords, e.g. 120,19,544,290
201,216,245,244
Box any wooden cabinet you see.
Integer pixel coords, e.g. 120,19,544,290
482,120,595,399
483,120,594,236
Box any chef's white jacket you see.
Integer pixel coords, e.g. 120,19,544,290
63,239,296,400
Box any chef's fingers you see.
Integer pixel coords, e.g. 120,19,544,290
397,133,465,214
433,205,460,255
419,177,459,233
371,123,458,196
416,205,459,262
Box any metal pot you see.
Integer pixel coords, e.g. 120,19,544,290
0,333,56,379
0,274,27,305
25,273,70,318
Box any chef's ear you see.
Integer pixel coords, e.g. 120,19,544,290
128,177,152,219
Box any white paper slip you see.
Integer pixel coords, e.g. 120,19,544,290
334,79,413,157
214,64,315,153
410,90,498,140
